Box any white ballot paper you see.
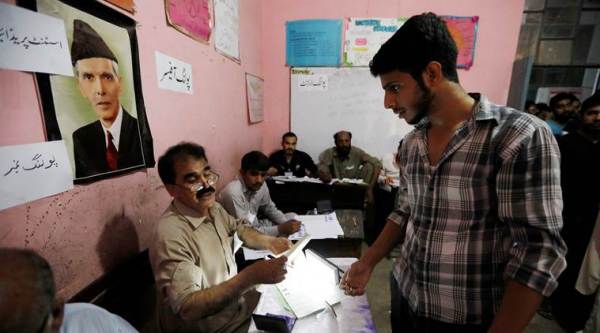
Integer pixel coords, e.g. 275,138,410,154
275,248,344,318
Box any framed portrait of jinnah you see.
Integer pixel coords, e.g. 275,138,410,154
21,0,154,183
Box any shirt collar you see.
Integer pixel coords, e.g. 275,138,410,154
414,93,498,130
238,176,255,195
101,106,123,149
172,199,212,229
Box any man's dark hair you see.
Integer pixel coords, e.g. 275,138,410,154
333,130,352,141
241,151,269,172
282,132,297,142
581,94,600,116
369,12,459,84
549,92,577,110
0,249,55,333
158,142,207,185
525,100,536,109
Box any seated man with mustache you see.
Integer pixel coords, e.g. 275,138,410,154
149,143,291,333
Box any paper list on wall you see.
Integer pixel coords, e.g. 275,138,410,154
245,73,264,123
214,0,239,60
0,2,73,76
343,17,406,67
1,141,73,211
155,51,193,94
286,19,343,67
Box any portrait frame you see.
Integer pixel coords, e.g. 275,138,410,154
20,0,154,184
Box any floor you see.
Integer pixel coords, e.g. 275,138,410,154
363,244,568,333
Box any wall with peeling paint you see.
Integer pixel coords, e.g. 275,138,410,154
0,0,265,299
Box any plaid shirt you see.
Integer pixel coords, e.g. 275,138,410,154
390,94,567,325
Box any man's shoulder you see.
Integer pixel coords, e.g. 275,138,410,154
295,149,313,159
154,205,189,240
491,104,550,138
72,120,102,138
269,149,285,159
220,179,243,197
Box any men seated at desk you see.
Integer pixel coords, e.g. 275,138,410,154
220,151,302,237
0,248,138,333
150,143,290,333
267,131,318,177
318,130,382,201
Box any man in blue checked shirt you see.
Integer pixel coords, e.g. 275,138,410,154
341,12,566,333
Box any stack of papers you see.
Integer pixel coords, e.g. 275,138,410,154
271,175,324,184
292,213,344,239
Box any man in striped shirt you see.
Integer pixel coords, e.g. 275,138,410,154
341,13,566,333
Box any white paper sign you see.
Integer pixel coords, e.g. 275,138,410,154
297,74,328,92
1,141,74,211
246,73,264,123
214,0,240,60
344,17,406,67
155,51,193,94
0,2,73,76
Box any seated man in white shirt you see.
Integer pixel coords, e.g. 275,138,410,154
0,248,137,333
219,151,301,237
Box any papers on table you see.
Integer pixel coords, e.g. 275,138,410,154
331,178,366,185
296,213,344,239
270,175,366,186
271,175,323,184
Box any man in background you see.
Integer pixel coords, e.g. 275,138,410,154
0,248,137,333
267,132,317,178
551,94,600,332
546,92,577,137
70,19,144,178
220,151,301,237
318,130,381,202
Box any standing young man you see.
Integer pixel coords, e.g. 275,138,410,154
341,13,566,333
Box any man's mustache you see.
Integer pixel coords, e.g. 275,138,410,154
195,186,216,198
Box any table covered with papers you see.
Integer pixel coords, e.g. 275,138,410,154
249,257,376,333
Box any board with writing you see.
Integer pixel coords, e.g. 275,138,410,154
291,67,413,161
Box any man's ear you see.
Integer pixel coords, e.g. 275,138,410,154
49,298,65,333
421,61,443,88
165,183,177,197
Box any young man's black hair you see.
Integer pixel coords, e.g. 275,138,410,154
369,12,459,85
241,151,270,172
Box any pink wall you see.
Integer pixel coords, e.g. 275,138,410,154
0,0,265,299
260,0,525,153
0,0,524,299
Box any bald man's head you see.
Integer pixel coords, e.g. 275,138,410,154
0,249,63,333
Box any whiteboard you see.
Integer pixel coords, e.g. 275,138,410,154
291,67,413,161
